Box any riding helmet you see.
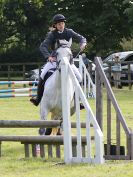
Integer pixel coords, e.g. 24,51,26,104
52,14,66,24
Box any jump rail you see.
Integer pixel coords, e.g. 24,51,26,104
0,87,37,93
0,120,87,128
0,120,93,159
0,81,37,98
0,93,37,98
0,81,38,85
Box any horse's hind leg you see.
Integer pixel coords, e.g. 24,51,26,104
50,113,63,136
50,113,58,136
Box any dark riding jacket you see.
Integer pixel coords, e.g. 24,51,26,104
40,28,87,61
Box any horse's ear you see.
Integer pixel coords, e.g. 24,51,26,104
68,38,72,48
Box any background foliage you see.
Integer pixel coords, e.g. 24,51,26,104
0,0,133,63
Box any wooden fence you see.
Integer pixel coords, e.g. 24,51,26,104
95,57,133,160
1,61,132,90
0,62,44,81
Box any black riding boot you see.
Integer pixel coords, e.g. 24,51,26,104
30,77,44,106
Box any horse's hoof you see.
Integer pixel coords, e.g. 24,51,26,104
57,131,63,136
30,98,39,106
80,103,85,110
57,128,63,135
39,128,45,135
45,128,52,135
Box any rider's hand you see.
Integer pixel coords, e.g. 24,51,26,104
80,43,87,51
48,56,56,62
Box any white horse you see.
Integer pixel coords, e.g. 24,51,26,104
40,40,75,135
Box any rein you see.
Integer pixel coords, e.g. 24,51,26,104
56,60,61,72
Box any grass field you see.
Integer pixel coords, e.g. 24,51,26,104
0,86,133,177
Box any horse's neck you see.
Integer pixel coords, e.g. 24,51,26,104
54,70,61,88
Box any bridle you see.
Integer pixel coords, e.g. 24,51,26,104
56,45,72,71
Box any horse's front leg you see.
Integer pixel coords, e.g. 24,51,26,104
40,100,49,120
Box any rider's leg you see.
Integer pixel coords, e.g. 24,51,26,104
30,77,45,106
71,64,85,110
30,62,56,106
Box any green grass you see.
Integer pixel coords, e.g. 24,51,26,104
0,159,132,177
0,86,133,177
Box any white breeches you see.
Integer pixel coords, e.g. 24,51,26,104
40,61,82,83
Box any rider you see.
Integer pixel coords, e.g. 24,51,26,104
30,14,87,106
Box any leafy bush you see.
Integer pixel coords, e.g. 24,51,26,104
0,46,44,63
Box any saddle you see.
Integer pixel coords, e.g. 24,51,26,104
43,68,56,83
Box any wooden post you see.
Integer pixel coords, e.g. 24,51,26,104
108,64,112,85
8,65,11,87
40,144,45,158
127,133,131,159
48,145,53,158
116,115,120,155
0,142,1,157
32,144,37,157
107,93,111,155
131,130,133,160
56,145,61,158
72,144,77,157
95,58,103,130
128,64,132,90
24,143,30,158
23,64,26,88
82,144,86,157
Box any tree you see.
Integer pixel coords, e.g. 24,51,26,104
0,0,49,50
124,0,133,31
0,0,133,63
50,0,132,55
0,0,51,62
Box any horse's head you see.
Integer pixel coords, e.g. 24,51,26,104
56,39,73,66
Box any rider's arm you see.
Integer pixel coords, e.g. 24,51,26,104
39,32,55,61
68,29,87,50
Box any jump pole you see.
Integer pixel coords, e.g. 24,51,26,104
0,87,37,93
0,93,37,98
0,81,38,85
